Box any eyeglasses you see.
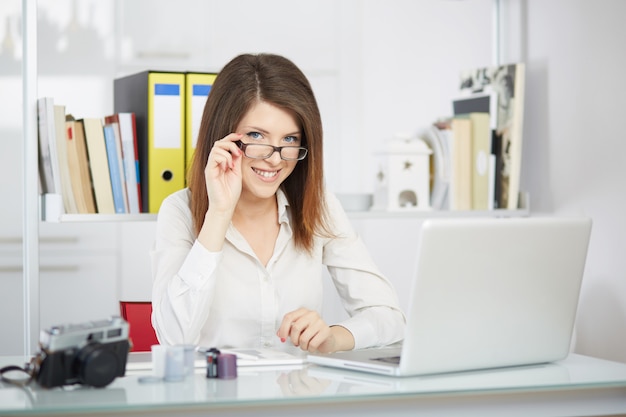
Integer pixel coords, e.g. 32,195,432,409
235,141,308,161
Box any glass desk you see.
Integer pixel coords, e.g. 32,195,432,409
1,354,626,417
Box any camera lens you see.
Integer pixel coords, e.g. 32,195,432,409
76,344,119,388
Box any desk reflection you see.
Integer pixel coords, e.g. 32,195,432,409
306,361,572,394
276,367,331,396
0,382,127,411
6,355,626,415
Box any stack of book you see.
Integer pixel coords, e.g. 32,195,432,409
37,70,218,220
37,97,142,218
422,62,525,211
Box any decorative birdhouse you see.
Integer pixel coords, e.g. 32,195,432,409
372,135,432,211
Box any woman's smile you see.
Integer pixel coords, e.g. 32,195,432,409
252,167,280,180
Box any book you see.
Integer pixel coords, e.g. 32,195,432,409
103,123,127,213
450,117,472,210
104,115,131,213
65,117,97,214
453,93,499,210
468,113,492,210
434,122,455,186
82,118,115,214
421,124,451,210
37,97,58,195
459,63,525,209
455,113,492,211
117,112,142,214
53,104,78,214
431,120,455,210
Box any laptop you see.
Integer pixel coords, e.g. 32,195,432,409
308,216,592,377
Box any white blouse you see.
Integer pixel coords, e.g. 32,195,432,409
151,188,405,351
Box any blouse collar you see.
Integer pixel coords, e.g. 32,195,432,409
276,188,291,226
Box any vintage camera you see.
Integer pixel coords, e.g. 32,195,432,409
34,317,130,388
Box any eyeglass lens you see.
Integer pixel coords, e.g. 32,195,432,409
240,143,307,160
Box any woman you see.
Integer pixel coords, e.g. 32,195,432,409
151,53,405,354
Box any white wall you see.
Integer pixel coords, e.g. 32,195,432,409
1,0,625,363
519,0,626,362
337,0,626,365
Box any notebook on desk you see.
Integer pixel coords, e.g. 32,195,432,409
308,216,592,377
126,347,305,371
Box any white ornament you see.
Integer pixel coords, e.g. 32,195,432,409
372,135,432,211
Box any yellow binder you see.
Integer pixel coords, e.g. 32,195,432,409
114,71,186,213
185,72,217,179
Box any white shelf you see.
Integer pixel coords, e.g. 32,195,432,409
51,193,530,222
53,209,528,222
56,213,157,222
41,194,157,222
345,192,530,219
347,207,529,219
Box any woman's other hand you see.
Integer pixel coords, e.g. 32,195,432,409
277,308,355,354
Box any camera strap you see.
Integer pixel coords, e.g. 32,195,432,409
0,355,42,387
0,365,32,387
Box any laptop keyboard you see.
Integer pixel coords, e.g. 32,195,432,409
372,355,401,364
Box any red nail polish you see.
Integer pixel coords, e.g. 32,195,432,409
280,338,286,343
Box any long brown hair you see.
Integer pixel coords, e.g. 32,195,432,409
188,53,330,253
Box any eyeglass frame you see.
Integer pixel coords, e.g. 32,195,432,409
235,140,308,161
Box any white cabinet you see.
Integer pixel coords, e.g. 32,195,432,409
0,247,24,354
0,223,119,354
116,222,156,302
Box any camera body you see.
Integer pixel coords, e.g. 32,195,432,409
35,317,130,388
